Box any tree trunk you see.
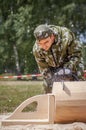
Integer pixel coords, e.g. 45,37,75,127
13,43,21,75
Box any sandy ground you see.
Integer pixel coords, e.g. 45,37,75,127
0,114,86,130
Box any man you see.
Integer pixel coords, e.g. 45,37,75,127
33,24,84,93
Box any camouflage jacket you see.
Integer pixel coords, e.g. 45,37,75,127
33,25,84,79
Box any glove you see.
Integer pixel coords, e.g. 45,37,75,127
54,68,72,76
52,68,75,82
54,68,79,81
44,68,73,88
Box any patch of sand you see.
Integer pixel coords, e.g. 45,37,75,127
0,114,86,130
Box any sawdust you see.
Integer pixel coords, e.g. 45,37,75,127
0,114,86,130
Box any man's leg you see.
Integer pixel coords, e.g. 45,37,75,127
43,79,52,93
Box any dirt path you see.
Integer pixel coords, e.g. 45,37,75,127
0,114,86,130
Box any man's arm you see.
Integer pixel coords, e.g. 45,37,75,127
66,40,84,77
33,45,51,78
61,27,84,77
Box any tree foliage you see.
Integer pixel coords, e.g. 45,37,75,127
0,0,86,74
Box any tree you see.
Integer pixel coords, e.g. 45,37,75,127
0,0,86,74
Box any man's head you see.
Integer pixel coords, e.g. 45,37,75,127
34,24,55,51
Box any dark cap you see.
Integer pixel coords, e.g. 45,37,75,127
34,24,53,40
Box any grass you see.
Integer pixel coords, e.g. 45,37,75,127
0,81,44,113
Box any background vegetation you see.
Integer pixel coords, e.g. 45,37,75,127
0,81,43,113
0,0,86,75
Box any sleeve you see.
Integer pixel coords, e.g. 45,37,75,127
33,45,52,78
61,27,84,75
66,40,84,78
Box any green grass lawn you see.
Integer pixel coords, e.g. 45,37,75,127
0,81,44,113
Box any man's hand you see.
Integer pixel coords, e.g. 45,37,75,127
54,68,72,76
51,68,73,83
43,67,79,93
44,67,79,90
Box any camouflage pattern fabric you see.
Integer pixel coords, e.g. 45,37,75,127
33,25,84,93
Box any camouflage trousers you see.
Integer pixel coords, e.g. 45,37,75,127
43,79,52,93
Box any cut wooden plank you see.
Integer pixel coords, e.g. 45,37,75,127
52,81,86,123
2,81,86,125
2,94,55,126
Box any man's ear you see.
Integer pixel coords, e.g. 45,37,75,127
51,34,55,41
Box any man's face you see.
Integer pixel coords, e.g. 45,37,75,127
38,34,55,51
